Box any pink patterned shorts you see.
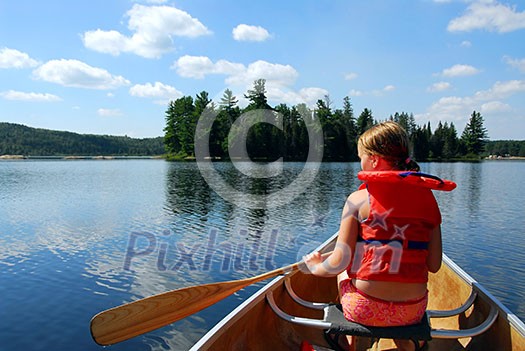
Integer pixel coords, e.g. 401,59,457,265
339,279,428,327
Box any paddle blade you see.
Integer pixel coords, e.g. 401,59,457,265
90,279,249,345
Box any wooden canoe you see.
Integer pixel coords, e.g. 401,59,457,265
190,232,525,351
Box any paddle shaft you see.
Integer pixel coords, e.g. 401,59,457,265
90,253,327,345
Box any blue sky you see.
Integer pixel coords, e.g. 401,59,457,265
1,0,524,140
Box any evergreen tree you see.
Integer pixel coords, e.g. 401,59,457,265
342,96,358,161
315,98,335,159
294,103,313,160
163,96,196,157
215,89,241,157
430,121,446,159
244,79,272,110
461,111,488,155
356,108,375,135
412,124,431,161
194,91,211,116
242,79,278,159
520,144,525,157
219,88,238,111
442,122,458,159
164,100,180,154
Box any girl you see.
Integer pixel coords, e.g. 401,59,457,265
304,121,455,351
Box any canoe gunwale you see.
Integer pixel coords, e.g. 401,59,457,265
442,254,525,338
189,274,284,350
189,232,339,350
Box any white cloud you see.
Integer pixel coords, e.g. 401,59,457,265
0,90,61,102
226,60,298,87
82,4,211,58
32,59,130,89
0,47,40,69
347,85,394,97
427,81,452,92
129,81,183,104
460,40,472,48
129,81,182,98
344,72,358,80
417,79,525,125
82,30,129,57
232,24,270,42
97,108,123,117
448,1,525,33
173,55,298,88
297,87,329,105
473,80,525,100
481,101,511,113
265,86,328,107
441,64,480,77
173,55,244,79
504,56,525,73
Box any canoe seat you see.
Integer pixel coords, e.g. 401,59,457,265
266,277,498,349
321,304,431,350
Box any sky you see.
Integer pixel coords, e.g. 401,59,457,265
0,0,524,140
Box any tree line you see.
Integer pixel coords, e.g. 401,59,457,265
164,79,498,162
0,122,165,156
484,140,525,157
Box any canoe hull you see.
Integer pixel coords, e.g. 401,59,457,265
192,233,525,351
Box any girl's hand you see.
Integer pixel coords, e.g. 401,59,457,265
303,251,323,274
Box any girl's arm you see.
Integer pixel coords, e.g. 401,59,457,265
427,225,442,273
304,190,364,277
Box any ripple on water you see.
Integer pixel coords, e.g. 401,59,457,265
1,160,524,351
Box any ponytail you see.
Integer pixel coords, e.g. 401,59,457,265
403,157,420,172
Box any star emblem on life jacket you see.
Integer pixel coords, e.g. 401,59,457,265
368,208,393,231
391,224,410,241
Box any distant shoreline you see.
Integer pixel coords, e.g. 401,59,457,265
485,156,525,160
0,155,164,160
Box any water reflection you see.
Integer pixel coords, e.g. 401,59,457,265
465,162,483,214
164,162,213,217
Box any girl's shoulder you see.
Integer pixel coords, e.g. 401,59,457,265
347,187,368,206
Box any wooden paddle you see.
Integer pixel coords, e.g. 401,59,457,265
90,253,328,345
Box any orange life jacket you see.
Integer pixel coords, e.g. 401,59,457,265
348,171,456,283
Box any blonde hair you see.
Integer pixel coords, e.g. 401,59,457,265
358,121,420,171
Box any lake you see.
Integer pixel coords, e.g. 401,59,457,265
0,160,524,351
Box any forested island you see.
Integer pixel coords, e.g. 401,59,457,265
1,79,524,160
164,79,525,162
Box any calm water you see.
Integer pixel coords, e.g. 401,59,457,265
0,160,524,350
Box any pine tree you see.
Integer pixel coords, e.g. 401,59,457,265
412,124,430,161
164,100,180,154
244,79,272,110
461,111,488,156
219,88,238,112
442,122,458,159
342,96,358,161
215,89,240,157
163,96,195,157
356,108,375,135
